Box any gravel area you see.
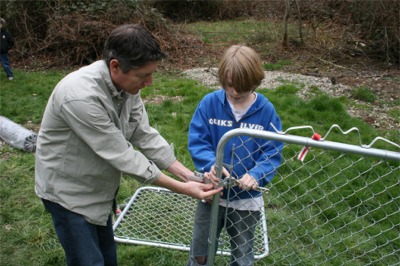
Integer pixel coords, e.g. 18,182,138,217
183,67,352,97
183,67,399,131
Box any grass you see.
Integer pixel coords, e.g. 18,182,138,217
351,86,377,103
0,69,69,124
263,60,293,71
182,19,300,60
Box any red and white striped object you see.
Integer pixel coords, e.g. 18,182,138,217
298,133,321,162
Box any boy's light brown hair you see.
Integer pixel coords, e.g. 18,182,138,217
218,45,265,93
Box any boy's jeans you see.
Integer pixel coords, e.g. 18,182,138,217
187,201,260,266
42,199,117,266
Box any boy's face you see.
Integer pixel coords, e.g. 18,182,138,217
225,83,254,105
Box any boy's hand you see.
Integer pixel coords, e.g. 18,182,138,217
208,165,229,186
238,174,259,191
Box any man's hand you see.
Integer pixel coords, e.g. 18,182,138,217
154,173,223,201
184,181,223,201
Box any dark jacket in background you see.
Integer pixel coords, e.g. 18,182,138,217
0,29,14,54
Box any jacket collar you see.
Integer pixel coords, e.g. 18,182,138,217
97,60,128,99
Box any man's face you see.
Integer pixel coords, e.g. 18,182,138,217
109,59,158,95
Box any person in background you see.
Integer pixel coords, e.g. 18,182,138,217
0,17,14,80
187,45,283,266
35,24,222,266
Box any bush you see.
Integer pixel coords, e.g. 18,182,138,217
1,0,398,68
1,0,209,68
301,0,399,64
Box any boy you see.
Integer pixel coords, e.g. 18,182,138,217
187,45,283,266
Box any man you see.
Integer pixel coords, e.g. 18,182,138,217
35,24,222,266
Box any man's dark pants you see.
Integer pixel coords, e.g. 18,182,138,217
42,199,117,266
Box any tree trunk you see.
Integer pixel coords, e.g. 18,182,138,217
294,0,304,45
283,0,291,48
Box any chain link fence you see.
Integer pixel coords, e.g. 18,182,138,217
113,186,269,259
113,126,399,265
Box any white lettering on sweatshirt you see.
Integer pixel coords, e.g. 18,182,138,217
208,118,263,130
239,123,264,130
208,118,233,127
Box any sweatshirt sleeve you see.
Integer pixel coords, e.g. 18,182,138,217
248,101,283,187
188,99,216,173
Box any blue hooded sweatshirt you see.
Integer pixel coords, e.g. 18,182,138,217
188,89,283,201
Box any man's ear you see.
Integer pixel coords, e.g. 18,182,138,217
109,59,119,72
109,59,121,79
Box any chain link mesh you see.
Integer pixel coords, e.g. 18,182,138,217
113,187,269,259
263,146,399,265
